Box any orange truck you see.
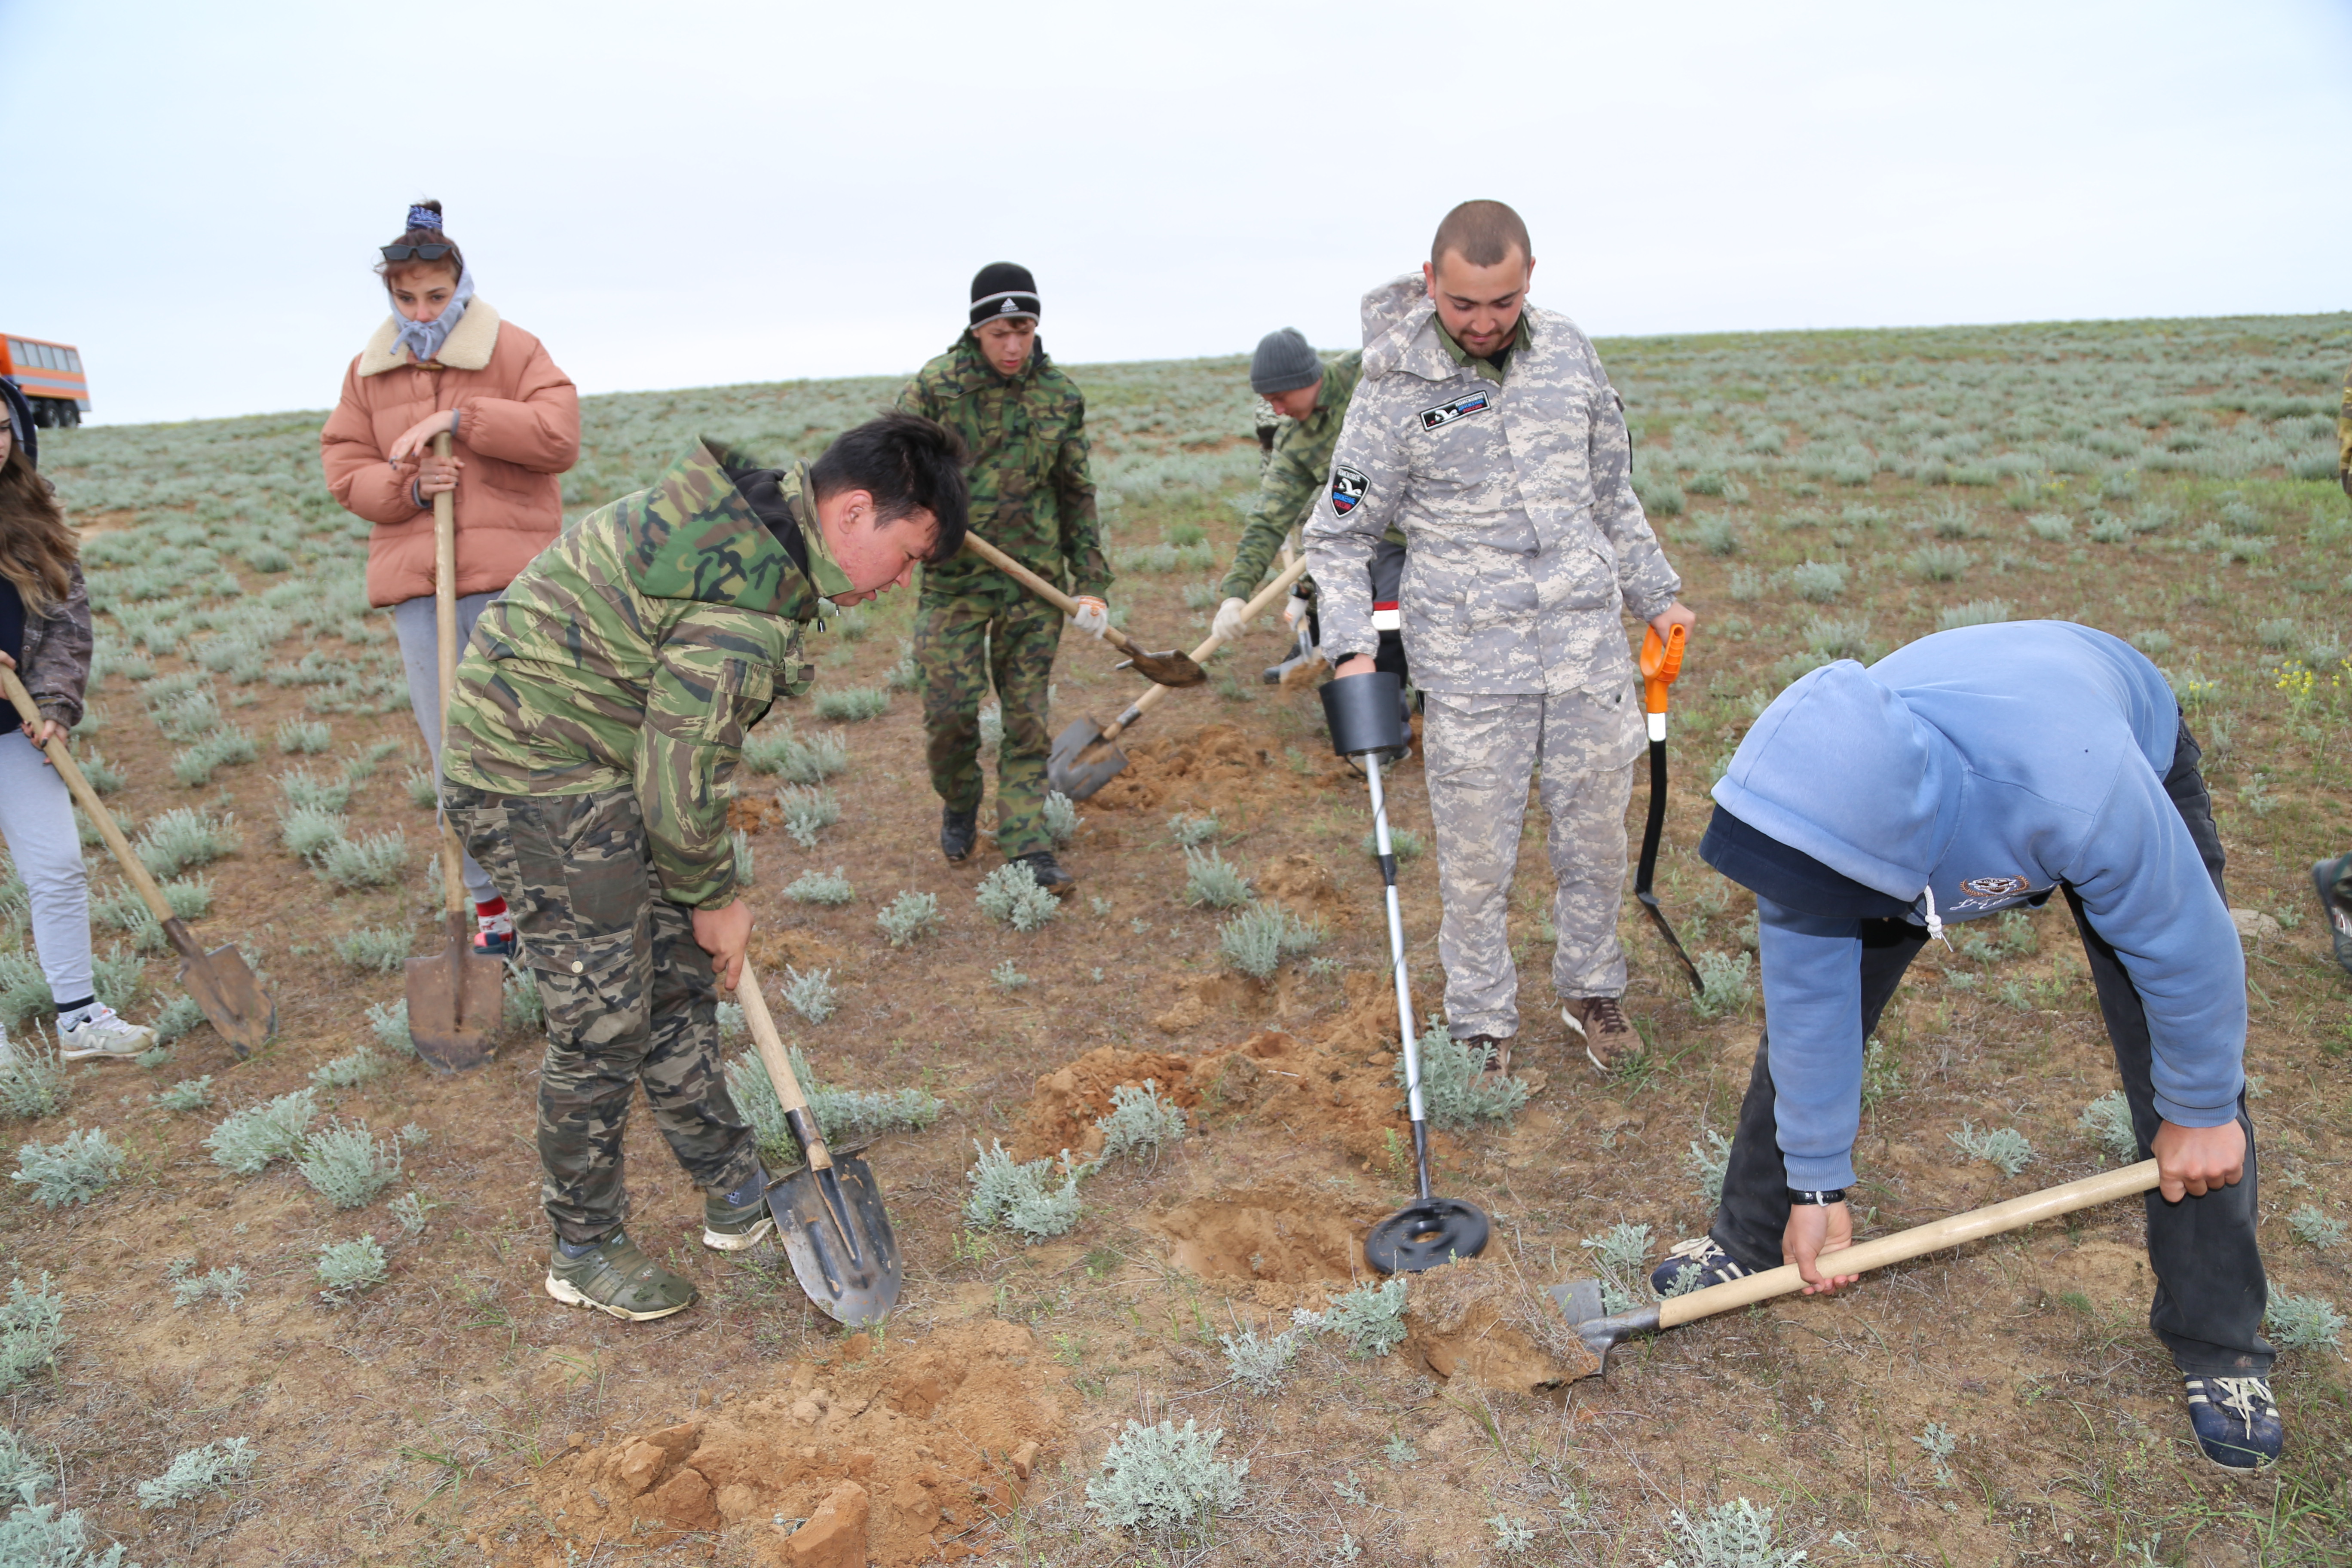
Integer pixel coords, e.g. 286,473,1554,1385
0,334,91,426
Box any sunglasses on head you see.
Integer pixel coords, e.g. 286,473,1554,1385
380,242,454,262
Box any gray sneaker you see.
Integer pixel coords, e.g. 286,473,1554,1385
57,1007,155,1062
544,1229,698,1322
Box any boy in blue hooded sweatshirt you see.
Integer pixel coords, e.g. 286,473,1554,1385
1652,620,2278,1470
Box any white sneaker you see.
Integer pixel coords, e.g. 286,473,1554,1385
57,1007,155,1061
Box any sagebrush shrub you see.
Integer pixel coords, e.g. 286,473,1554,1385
11,1128,123,1209
1691,950,1753,1019
1401,1022,1528,1130
1789,559,1847,602
976,862,1059,931
0,1033,69,1120
783,868,854,906
1218,902,1322,980
1218,1327,1301,1394
1095,1080,1186,1164
148,1075,214,1113
1086,1419,1248,1534
1043,790,1082,846
317,830,408,890
205,1089,319,1175
1684,1128,1732,1204
2266,1291,2346,1352
2077,1090,2137,1162
2287,1204,2348,1250
1936,597,2009,630
315,1235,389,1300
781,966,837,1025
276,717,332,754
965,1140,1086,1241
1166,812,1219,847
875,890,940,947
136,1439,253,1510
1665,1498,1805,1568
812,685,888,723
276,802,347,861
276,765,351,814
778,785,841,849
724,1045,944,1166
333,926,411,973
0,1275,67,1392
310,1048,387,1089
1182,846,1253,909
297,1119,402,1209
1950,1120,2033,1176
502,969,544,1033
136,808,240,879
367,999,414,1057
1300,1277,1409,1357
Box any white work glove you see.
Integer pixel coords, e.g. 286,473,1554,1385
1072,596,1110,639
1211,597,1250,643
1282,595,1308,631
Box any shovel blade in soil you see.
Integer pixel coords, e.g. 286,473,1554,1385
766,1152,902,1327
1546,1276,1661,1375
1364,1196,1491,1274
404,925,502,1073
175,941,276,1060
1047,717,1127,801
1636,890,1705,993
1115,649,1209,688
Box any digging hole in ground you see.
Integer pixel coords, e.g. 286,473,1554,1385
1151,1184,1376,1288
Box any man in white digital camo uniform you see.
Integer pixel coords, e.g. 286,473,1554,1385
1307,200,1695,1075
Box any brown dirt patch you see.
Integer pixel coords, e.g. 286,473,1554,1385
526,1321,1067,1565
1084,721,1354,815
1011,1046,1200,1161
1256,850,1352,928
1149,1180,1382,1293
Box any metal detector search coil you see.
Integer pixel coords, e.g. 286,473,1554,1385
1320,670,1490,1274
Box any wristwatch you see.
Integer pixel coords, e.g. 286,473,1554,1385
1786,1188,1847,1206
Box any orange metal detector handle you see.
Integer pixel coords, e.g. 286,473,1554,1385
1641,622,1687,716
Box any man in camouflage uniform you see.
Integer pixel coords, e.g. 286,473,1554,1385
2337,357,2352,499
1306,200,1694,1076
898,262,1109,893
442,414,968,1321
1212,329,1410,688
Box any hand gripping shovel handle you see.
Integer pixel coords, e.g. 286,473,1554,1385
1635,624,1703,993
1096,554,1314,747
958,533,1194,680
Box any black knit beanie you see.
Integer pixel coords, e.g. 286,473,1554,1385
969,262,1040,327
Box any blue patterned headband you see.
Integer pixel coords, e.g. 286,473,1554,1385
405,205,444,233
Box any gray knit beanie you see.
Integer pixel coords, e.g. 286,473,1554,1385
1250,328,1321,395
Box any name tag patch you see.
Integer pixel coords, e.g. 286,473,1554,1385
1419,390,1491,430
1330,463,1369,516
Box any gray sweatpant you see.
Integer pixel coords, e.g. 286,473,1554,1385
390,592,498,905
1423,685,1641,1041
0,730,95,1008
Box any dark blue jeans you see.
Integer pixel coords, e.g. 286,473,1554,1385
1707,721,2271,1376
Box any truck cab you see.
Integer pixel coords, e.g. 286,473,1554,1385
0,335,91,427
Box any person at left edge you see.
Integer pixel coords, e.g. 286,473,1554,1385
319,199,580,959
440,414,968,1323
897,263,1111,893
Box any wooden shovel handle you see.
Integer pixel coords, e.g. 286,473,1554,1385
431,432,469,919
958,534,1159,661
1657,1158,2164,1328
1099,553,1314,744
0,665,177,925
735,957,833,1170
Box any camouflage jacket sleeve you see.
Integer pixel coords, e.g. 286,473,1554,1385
1587,371,1681,624
636,606,785,907
2338,361,2351,475
1301,391,1402,668
1052,400,1111,599
1218,423,1328,602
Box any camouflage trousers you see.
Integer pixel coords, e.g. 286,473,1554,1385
444,781,760,1245
1422,686,1643,1041
914,584,1063,858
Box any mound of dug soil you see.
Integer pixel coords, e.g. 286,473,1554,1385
1084,722,1353,815
531,1321,1068,1565
1149,1179,1389,1303
1403,1258,1603,1393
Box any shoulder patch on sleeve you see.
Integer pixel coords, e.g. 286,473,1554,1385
1419,389,1491,430
1330,464,1369,516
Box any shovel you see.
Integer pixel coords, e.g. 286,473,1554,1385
403,433,504,1072
0,666,275,1057
960,534,1205,688
1323,671,1490,1274
1048,554,1313,801
1549,1158,2163,1374
1635,623,1702,993
737,957,903,1326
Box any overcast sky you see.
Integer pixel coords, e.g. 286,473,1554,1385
4,0,2347,427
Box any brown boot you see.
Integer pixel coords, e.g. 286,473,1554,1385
1458,1032,1512,1080
1562,995,1637,1074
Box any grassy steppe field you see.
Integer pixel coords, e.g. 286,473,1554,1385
1,311,2346,1566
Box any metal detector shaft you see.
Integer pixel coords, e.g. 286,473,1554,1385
1365,760,1430,1200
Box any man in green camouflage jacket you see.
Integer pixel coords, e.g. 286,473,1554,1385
1212,326,1411,688
897,262,1109,892
442,413,968,1322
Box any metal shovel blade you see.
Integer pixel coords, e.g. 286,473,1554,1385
1047,716,1129,801
1112,649,1209,688
766,1150,902,1327
172,937,276,1060
1364,1197,1491,1274
1546,1276,1661,1376
404,914,502,1072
